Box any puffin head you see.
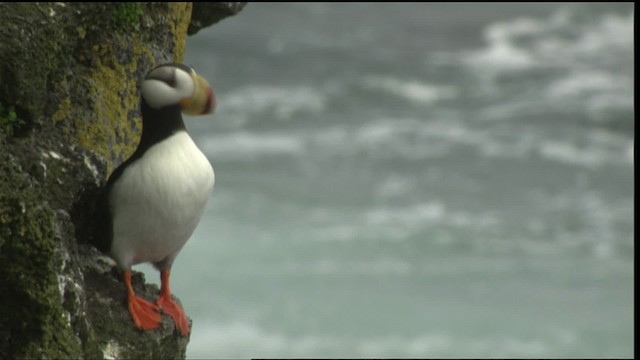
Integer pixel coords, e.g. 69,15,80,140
140,63,215,115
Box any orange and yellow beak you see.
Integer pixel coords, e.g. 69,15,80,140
180,72,216,116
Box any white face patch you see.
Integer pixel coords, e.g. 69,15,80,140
140,67,195,109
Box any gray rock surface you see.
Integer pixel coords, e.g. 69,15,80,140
188,2,248,35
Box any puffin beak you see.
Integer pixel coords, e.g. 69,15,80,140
181,73,216,115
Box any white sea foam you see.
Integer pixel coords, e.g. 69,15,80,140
188,320,453,358
200,113,631,172
339,118,485,160
376,174,415,199
545,70,633,118
461,7,633,73
189,321,391,358
548,10,634,60
356,333,454,357
356,117,632,169
361,75,458,104
547,72,626,99
199,131,304,160
311,258,411,275
188,320,570,358
383,334,550,357
220,84,327,121
538,141,605,168
365,202,500,232
466,17,539,70
344,118,522,161
536,130,633,168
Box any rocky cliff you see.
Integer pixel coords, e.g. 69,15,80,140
0,3,245,358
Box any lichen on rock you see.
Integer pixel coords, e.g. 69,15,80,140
0,3,245,359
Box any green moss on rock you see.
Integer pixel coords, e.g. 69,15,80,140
0,149,80,359
111,3,145,30
0,102,26,137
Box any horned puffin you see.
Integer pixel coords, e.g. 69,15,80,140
95,63,216,336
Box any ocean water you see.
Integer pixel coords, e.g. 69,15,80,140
141,3,634,358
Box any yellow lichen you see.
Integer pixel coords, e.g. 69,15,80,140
70,5,192,175
52,97,71,125
76,41,140,174
76,26,86,39
167,2,192,62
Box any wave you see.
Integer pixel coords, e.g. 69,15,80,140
218,84,328,123
360,75,458,104
432,5,633,127
547,72,627,99
537,136,633,169
188,320,449,357
188,321,331,357
199,131,304,160
545,70,633,122
188,320,582,358
458,6,633,73
198,116,633,170
279,258,411,276
365,201,500,231
285,199,501,245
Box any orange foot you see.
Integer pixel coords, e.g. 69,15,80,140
157,269,190,336
124,271,161,330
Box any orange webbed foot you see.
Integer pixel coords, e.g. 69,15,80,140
124,271,161,331
128,294,162,330
157,293,190,336
157,269,190,336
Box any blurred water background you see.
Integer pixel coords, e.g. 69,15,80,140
141,3,634,358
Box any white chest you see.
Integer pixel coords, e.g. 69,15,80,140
109,132,214,268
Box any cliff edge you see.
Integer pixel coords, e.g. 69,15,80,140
0,3,245,358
